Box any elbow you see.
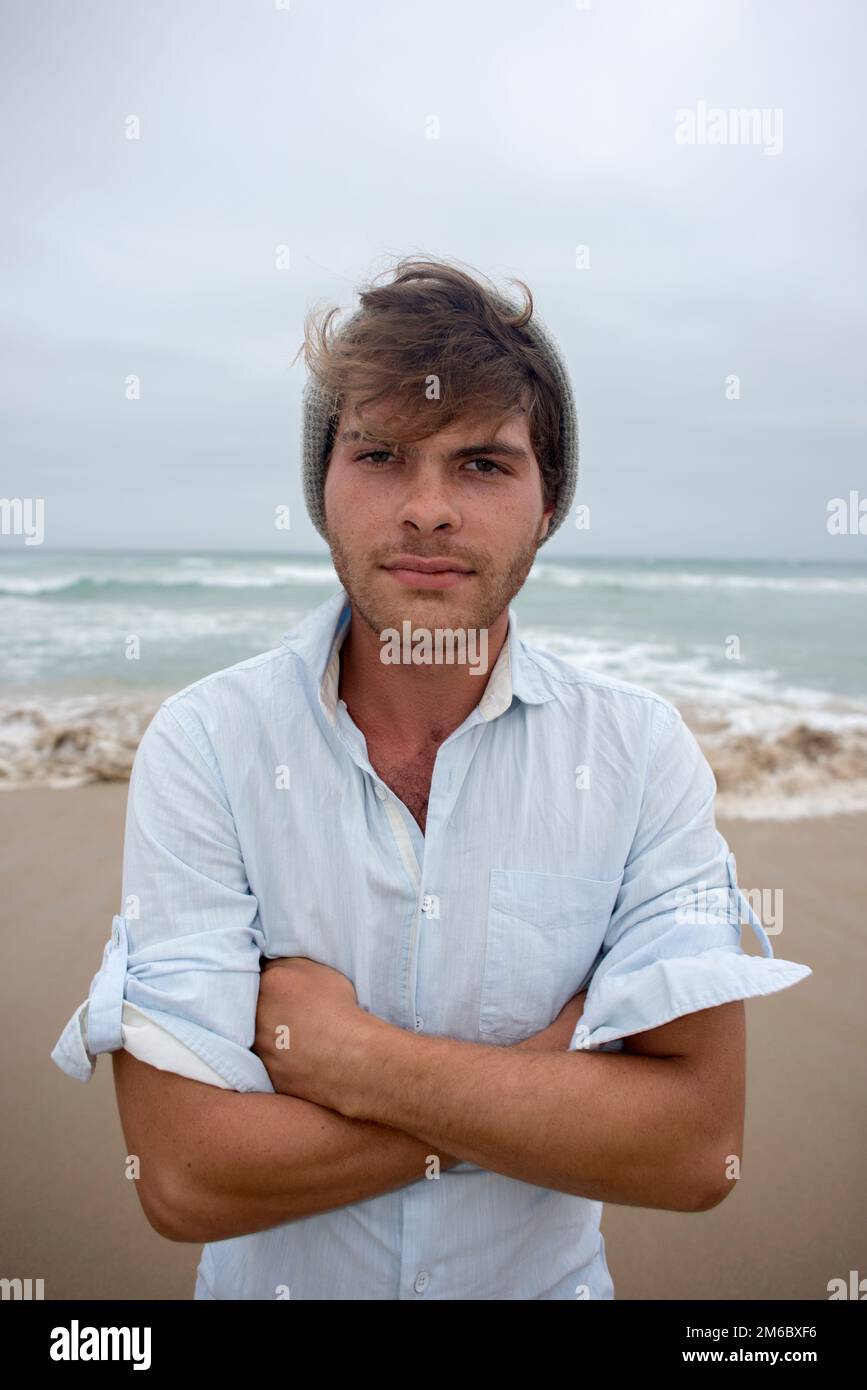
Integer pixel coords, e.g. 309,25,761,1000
137,1170,203,1244
691,1178,735,1213
688,1138,741,1213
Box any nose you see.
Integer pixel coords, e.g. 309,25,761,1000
395,463,461,534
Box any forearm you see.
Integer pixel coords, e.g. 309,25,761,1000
113,1051,459,1244
180,1096,457,1242
332,1022,730,1211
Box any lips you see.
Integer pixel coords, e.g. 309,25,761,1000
381,557,475,590
383,557,474,574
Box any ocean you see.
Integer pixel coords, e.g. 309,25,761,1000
1,550,866,819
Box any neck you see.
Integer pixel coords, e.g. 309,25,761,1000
337,603,510,749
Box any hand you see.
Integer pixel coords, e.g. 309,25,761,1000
515,989,588,1053
253,957,372,1108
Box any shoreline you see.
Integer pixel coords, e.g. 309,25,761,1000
3,693,867,821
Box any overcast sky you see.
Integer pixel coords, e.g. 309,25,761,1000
2,0,865,559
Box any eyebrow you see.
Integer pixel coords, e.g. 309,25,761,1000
337,429,530,463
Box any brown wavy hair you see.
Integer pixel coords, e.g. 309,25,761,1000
295,255,563,507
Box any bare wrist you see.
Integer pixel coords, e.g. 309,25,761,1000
329,1009,393,1118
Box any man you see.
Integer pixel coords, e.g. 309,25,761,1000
51,256,811,1300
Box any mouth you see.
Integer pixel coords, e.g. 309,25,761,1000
381,557,476,590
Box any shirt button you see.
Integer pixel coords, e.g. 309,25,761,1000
375,784,387,801
415,1016,424,1031
413,1271,430,1293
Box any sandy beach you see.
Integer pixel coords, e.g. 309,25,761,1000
2,782,862,1301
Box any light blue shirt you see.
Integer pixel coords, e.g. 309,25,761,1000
51,588,812,1300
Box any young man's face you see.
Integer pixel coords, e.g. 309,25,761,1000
323,395,556,638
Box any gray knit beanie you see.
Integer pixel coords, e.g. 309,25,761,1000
301,293,578,545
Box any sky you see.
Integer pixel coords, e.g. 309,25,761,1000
1,0,865,559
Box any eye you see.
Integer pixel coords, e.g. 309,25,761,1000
355,451,505,476
357,451,394,467
463,458,504,476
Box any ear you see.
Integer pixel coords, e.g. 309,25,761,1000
538,499,556,540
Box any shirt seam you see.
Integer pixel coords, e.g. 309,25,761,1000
123,1002,257,1091
520,648,678,711
629,698,672,843
162,643,298,709
589,970,811,1044
159,701,232,808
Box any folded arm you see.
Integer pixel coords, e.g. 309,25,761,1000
262,976,746,1213
112,990,584,1243
112,1048,458,1243
71,698,807,1241
246,703,814,1216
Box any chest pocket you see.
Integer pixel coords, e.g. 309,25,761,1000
479,869,623,1045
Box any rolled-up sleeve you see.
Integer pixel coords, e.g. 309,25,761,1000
50,700,274,1092
568,700,812,1054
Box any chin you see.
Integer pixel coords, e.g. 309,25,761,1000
382,585,481,624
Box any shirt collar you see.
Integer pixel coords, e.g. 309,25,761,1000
279,588,555,727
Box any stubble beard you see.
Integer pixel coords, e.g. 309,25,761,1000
326,526,543,641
